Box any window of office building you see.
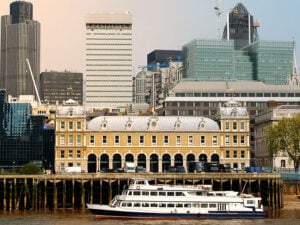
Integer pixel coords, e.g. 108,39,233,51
103,135,107,144
233,151,237,158
69,150,73,158
176,136,181,145
188,136,193,145
60,135,65,145
226,150,230,158
76,135,81,145
69,135,73,145
164,135,169,145
140,136,144,145
225,135,230,145
90,136,95,145
128,135,132,145
241,150,245,158
77,150,81,158
152,136,156,145
61,121,65,130
240,121,245,130
233,122,237,130
77,121,81,130
69,121,73,130
212,136,217,145
241,135,245,145
225,122,230,130
233,135,237,145
61,150,65,158
200,136,205,145
115,135,120,145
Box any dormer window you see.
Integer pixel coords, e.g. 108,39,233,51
199,118,206,130
174,118,181,130
125,118,133,130
100,118,108,130
148,117,159,130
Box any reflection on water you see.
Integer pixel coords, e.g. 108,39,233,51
0,209,300,225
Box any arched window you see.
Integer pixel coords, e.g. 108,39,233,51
162,154,171,172
211,154,219,163
88,154,97,173
174,154,183,167
100,154,109,172
199,154,207,162
150,154,159,173
137,154,146,169
113,154,122,170
125,153,134,162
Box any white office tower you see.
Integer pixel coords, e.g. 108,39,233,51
85,12,133,112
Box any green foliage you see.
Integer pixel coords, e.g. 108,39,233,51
266,114,300,172
19,163,43,175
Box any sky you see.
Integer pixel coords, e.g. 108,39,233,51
1,0,300,74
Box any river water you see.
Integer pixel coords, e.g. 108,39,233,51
0,210,300,225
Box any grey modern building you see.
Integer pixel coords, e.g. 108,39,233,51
0,1,40,98
40,71,83,105
182,3,294,85
147,50,182,66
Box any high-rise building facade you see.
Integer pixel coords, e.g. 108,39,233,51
182,3,294,85
0,1,40,97
40,71,83,105
85,12,133,111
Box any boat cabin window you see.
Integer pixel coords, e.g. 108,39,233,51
142,191,149,196
167,203,175,207
126,202,132,207
150,203,158,207
184,203,191,208
176,192,184,196
246,200,255,205
133,191,140,196
127,191,132,195
209,203,217,208
159,203,166,207
192,203,199,208
159,192,166,196
136,180,146,185
176,203,183,208
133,202,140,207
167,192,174,196
201,203,208,208
150,191,158,196
195,191,207,196
142,203,149,207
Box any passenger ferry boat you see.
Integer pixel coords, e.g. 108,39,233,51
87,178,264,219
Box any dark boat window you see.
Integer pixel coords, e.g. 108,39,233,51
159,203,166,207
201,203,208,208
176,203,183,208
159,192,166,196
167,192,174,196
150,203,158,207
127,202,132,207
167,203,175,207
184,203,191,208
150,192,158,196
133,191,140,195
142,191,149,196
176,192,184,196
209,203,217,208
133,202,140,207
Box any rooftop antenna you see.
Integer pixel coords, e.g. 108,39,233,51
214,0,222,39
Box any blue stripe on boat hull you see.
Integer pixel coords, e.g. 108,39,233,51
88,208,265,219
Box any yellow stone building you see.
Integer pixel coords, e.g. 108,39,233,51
55,100,250,173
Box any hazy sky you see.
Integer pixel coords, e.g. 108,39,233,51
1,0,300,74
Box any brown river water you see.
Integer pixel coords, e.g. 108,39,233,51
0,209,300,225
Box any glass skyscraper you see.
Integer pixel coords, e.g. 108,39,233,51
0,94,45,169
182,3,294,85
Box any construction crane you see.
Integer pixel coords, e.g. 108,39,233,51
26,58,41,105
214,0,222,39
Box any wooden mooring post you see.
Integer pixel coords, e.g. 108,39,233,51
0,173,283,211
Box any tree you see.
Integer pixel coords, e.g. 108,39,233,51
265,114,300,172
19,163,43,175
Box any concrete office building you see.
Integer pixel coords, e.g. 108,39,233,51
255,105,300,169
85,12,133,111
40,71,83,105
0,1,40,97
